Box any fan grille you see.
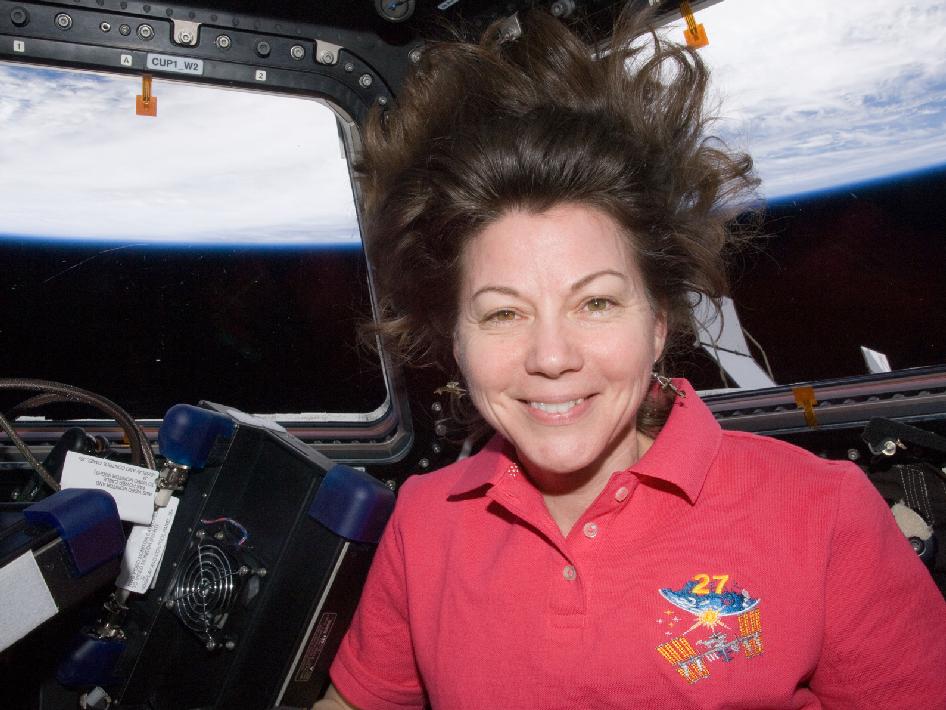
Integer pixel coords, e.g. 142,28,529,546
172,541,239,638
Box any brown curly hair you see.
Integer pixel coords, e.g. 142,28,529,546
358,8,758,429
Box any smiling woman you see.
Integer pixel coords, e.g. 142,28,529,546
453,205,666,533
312,7,946,710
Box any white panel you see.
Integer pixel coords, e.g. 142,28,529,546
0,550,58,652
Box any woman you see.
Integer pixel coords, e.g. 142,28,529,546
317,9,946,709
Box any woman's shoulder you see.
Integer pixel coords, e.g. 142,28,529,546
395,443,500,509
716,428,862,491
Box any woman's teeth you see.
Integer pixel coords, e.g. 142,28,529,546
530,398,584,414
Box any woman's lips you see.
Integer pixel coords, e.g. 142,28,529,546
528,398,585,414
523,395,593,422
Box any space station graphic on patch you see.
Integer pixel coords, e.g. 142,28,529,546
654,574,764,684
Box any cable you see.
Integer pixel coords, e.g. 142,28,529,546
0,379,155,470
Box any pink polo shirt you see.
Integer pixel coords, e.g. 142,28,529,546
330,380,946,709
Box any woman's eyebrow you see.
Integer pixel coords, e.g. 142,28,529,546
471,285,520,301
471,270,628,301
569,269,628,292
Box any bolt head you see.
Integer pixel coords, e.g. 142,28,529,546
358,73,373,88
319,51,334,64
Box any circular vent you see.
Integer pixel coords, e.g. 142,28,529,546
172,541,239,639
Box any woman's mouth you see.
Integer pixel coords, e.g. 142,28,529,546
528,398,585,414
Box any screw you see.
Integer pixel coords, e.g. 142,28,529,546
206,639,217,651
430,402,442,414
343,61,354,72
10,7,30,27
180,31,191,43
165,599,175,609
434,422,447,437
881,439,898,456
119,23,130,35
257,567,267,577
318,51,334,64
409,47,423,63
431,442,442,454
237,565,250,576
255,40,271,57
137,23,154,40
385,479,396,490
215,34,231,49
195,529,206,539
290,44,305,60
225,640,236,650
358,73,373,88
214,531,225,540
418,458,430,469
55,13,73,30
378,96,388,106
846,448,860,461
100,21,111,32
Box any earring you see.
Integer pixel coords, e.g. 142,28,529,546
434,381,467,398
652,371,686,399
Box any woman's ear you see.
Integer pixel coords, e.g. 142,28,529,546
652,309,668,362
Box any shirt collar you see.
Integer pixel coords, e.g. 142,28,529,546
628,378,721,505
446,378,721,504
448,433,517,496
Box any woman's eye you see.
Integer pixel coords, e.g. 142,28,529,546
585,297,613,312
487,309,517,322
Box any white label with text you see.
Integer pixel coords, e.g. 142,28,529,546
117,496,179,594
61,452,157,524
146,53,204,75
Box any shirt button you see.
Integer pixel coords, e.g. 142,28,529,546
583,522,598,539
562,565,577,581
615,486,629,502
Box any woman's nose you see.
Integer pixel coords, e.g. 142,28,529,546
524,317,583,377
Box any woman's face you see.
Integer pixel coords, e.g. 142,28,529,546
454,203,667,492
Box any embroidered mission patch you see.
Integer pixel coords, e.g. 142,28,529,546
654,574,763,684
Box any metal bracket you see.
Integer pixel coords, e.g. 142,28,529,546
172,19,201,47
315,39,343,65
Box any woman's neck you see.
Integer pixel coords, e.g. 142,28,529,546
531,430,655,537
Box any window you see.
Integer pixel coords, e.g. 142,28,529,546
668,0,946,387
0,63,389,424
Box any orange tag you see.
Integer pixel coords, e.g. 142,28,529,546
792,386,818,428
680,1,709,49
683,23,709,49
136,74,157,116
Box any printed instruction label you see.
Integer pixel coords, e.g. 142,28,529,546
117,496,179,594
61,451,158,524
146,53,204,75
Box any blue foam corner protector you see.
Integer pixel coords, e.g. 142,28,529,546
159,403,235,469
25,488,125,577
57,633,126,688
309,465,395,543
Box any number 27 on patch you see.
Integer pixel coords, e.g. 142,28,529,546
691,573,729,595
